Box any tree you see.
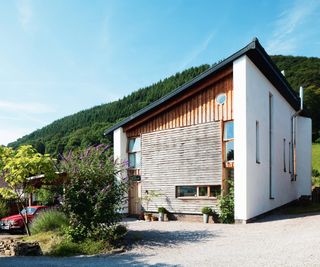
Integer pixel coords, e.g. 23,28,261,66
0,145,56,235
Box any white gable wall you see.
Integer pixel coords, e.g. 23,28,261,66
233,55,311,221
113,127,129,213
296,116,312,196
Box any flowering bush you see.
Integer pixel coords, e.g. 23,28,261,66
60,144,128,241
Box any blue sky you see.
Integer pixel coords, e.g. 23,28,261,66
0,0,319,145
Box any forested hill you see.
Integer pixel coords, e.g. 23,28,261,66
8,55,320,155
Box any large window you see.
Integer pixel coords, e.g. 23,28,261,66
224,121,234,162
128,137,141,169
176,185,221,198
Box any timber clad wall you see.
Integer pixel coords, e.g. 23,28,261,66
141,122,222,214
126,71,233,137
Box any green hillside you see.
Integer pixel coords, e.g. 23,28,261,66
8,55,320,156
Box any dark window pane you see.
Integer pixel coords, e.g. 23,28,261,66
129,153,136,168
199,186,208,197
210,185,221,197
177,186,197,197
226,141,234,161
224,121,234,140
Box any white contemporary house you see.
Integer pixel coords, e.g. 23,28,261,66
105,38,312,223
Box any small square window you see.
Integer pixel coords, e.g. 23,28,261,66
210,185,221,197
199,186,208,197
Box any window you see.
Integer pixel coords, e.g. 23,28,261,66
283,139,286,172
216,93,226,105
289,141,292,174
256,121,260,163
269,93,274,199
176,185,221,198
177,186,197,197
224,121,234,162
128,137,141,168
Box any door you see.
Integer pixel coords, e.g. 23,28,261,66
129,181,141,215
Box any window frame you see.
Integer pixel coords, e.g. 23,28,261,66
176,185,221,199
128,137,141,169
223,121,234,162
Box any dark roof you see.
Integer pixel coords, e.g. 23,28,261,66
105,38,307,135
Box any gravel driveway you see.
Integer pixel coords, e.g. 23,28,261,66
1,212,320,267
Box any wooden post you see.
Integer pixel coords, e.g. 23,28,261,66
28,193,32,206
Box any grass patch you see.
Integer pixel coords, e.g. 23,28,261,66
312,143,320,174
23,231,64,254
30,209,69,235
283,202,320,215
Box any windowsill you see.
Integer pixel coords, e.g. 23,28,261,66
177,196,219,200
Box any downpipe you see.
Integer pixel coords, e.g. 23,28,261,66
291,86,304,181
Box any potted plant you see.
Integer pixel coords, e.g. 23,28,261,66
201,207,212,223
140,190,162,222
144,212,152,221
158,207,166,222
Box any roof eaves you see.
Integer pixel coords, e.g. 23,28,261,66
104,40,257,135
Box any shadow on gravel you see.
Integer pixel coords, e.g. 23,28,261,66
126,229,217,249
0,253,179,267
255,211,320,223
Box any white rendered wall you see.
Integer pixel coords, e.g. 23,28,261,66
233,55,311,221
296,116,312,196
113,127,129,213
233,56,248,221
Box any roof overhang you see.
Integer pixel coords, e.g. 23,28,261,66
104,38,308,135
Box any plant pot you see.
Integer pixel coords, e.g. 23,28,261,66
203,213,209,223
144,213,152,221
159,212,164,222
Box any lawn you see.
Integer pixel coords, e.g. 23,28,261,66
312,143,320,173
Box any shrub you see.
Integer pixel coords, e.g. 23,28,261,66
60,145,128,241
201,207,212,214
158,207,166,213
30,209,69,235
50,239,83,257
50,238,106,256
0,199,9,219
218,180,234,223
91,224,127,245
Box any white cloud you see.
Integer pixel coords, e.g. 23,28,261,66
0,100,55,114
266,0,320,54
179,31,216,69
16,0,33,31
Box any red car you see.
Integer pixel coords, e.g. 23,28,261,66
0,206,47,233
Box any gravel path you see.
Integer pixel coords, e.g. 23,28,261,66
1,213,320,266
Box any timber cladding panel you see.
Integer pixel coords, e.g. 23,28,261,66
126,70,233,137
141,121,222,214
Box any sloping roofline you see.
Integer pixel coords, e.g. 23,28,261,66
105,38,305,135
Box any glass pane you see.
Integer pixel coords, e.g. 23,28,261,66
224,121,234,140
199,186,208,197
177,186,197,197
135,152,141,168
129,153,136,168
210,185,221,197
226,141,234,161
128,138,141,152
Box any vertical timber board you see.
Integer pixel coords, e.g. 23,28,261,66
126,73,232,137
